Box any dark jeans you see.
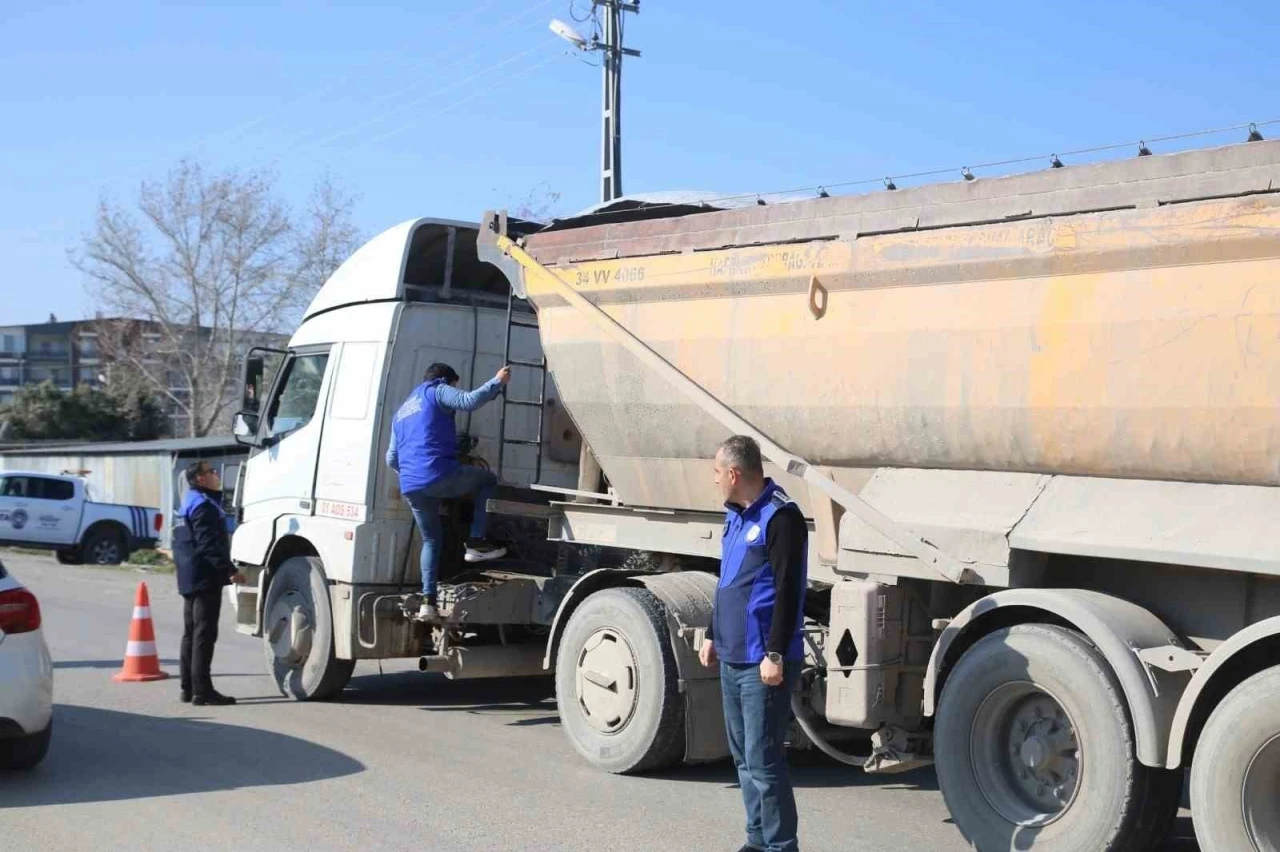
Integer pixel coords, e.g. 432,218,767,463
721,659,803,852
180,588,223,697
403,465,498,600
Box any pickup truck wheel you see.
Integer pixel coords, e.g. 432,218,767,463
1190,666,1280,852
934,624,1181,852
555,587,685,774
55,548,82,565
82,527,125,565
262,556,354,701
0,719,52,771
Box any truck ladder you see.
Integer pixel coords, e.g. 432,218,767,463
481,215,978,585
496,286,549,484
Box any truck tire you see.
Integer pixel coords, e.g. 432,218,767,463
81,526,126,565
1190,665,1280,852
0,719,52,771
934,624,1181,852
555,587,685,774
262,556,354,701
54,548,82,565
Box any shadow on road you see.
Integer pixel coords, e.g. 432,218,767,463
650,749,942,792
53,658,179,670
342,670,554,710
0,704,364,808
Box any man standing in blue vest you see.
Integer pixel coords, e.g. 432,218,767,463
387,362,511,621
174,460,246,706
700,435,807,852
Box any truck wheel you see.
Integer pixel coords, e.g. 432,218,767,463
0,719,52,771
935,624,1181,852
555,587,685,774
262,556,354,701
54,548,82,565
1190,665,1280,852
82,527,125,565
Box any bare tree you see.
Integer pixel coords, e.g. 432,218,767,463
73,161,362,437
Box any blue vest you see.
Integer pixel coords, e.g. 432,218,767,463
173,488,230,595
391,379,459,494
714,480,806,664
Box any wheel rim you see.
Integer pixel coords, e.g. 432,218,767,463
970,681,1082,827
1243,732,1280,851
91,538,121,564
575,627,639,734
265,590,314,668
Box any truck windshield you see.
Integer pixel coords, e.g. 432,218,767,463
266,352,330,438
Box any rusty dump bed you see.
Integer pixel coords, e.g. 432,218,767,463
510,142,1280,514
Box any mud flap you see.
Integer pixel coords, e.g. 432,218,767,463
683,678,730,762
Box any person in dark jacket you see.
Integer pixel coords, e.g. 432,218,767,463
174,460,245,706
700,435,807,852
386,362,511,621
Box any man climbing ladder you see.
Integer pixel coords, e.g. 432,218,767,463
387,362,512,619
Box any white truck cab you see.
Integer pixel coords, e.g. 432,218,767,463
229,218,580,699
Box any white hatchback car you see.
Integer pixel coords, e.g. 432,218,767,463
0,558,53,770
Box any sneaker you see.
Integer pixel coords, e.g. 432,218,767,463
464,539,508,563
192,691,237,706
417,603,440,620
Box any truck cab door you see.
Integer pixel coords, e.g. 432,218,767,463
236,347,335,537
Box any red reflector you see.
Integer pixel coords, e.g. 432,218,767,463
0,588,41,634
154,513,163,532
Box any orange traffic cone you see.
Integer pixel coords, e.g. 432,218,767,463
113,582,170,683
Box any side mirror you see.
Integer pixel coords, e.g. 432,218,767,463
233,411,260,446
242,355,264,413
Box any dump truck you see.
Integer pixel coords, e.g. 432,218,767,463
229,141,1280,852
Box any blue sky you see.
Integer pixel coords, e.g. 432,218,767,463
2,1,1277,325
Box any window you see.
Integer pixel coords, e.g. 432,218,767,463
266,352,330,438
1,477,29,497
0,476,73,500
2,334,14,353
33,478,74,501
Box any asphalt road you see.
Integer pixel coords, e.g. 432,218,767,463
0,552,1201,852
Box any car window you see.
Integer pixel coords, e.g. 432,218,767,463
0,476,30,497
32,478,74,501
266,352,330,438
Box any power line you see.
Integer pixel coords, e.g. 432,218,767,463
362,49,570,147
291,40,555,154
238,2,560,159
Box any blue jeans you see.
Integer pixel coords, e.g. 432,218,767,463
403,465,497,600
721,659,802,852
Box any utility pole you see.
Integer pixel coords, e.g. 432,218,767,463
550,1,640,203
598,1,639,202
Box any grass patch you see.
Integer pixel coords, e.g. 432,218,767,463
128,549,176,573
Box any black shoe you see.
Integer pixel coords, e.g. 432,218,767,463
464,538,508,563
735,845,764,852
192,691,237,706
179,690,192,703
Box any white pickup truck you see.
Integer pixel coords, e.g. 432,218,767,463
0,471,161,565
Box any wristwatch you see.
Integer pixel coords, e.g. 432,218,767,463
766,652,783,664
